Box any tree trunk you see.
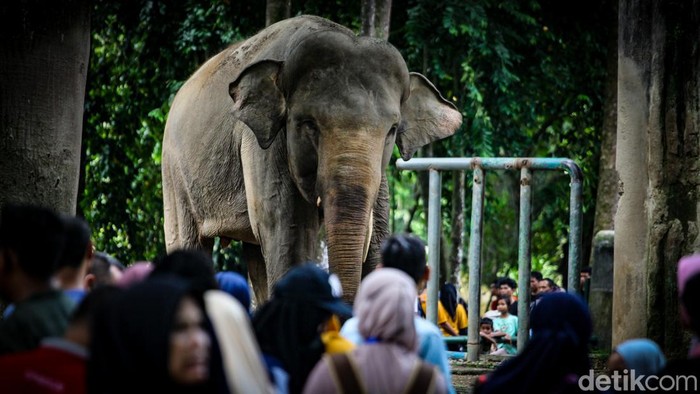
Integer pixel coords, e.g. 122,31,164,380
266,0,290,27
361,0,376,38
361,0,392,40
614,0,700,359
591,1,619,240
0,0,91,215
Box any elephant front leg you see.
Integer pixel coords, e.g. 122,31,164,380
243,242,268,307
363,173,390,278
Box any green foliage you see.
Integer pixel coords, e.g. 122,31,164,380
393,0,610,284
82,0,610,284
83,1,255,264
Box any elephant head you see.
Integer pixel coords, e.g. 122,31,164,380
229,30,462,299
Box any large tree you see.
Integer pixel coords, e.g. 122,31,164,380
613,0,700,359
0,0,91,214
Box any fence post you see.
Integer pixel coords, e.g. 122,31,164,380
426,169,442,324
467,167,485,361
517,167,532,351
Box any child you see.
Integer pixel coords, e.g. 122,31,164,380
490,296,518,355
479,318,498,354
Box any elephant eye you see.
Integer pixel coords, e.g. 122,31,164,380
298,119,319,134
388,124,399,136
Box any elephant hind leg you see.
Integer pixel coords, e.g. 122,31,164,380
243,242,268,307
163,160,204,252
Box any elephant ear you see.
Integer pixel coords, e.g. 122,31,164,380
229,60,286,149
397,73,463,160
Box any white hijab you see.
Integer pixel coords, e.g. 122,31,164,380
204,290,275,394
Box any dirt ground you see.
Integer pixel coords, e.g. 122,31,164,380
449,358,502,393
449,353,609,393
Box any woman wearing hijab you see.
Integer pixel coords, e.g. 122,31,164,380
475,292,593,394
215,271,252,314
303,268,447,393
252,264,353,394
88,276,214,393
204,290,274,393
607,338,666,377
440,282,468,350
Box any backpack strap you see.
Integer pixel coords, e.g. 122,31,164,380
326,353,366,394
403,361,436,394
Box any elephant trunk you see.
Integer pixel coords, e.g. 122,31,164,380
318,134,384,303
323,183,375,303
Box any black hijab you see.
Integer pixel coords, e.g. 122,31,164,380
88,276,214,394
253,294,330,394
440,282,459,319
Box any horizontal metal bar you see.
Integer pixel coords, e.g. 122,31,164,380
443,336,469,344
447,351,468,360
396,157,582,180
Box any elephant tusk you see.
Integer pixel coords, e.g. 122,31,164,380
362,209,373,261
317,196,322,207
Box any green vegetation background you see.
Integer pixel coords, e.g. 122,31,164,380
82,0,610,285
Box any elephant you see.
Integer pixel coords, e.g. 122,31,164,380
162,15,462,303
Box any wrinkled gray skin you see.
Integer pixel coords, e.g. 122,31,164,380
162,15,462,303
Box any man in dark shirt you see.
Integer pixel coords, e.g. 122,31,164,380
0,204,72,354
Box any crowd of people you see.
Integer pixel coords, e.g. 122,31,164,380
0,202,698,393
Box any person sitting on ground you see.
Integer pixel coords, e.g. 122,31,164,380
253,263,353,394
84,251,124,290
607,338,666,377
340,233,455,394
659,254,700,385
0,204,72,355
498,277,519,315
420,286,458,336
479,317,498,354
0,285,120,393
490,295,518,356
304,268,447,394
53,216,93,306
475,292,593,394
439,282,468,350
88,276,214,393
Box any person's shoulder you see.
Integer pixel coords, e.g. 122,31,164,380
414,316,442,336
339,316,359,334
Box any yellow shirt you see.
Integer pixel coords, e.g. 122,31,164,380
321,315,355,354
419,292,449,327
445,303,468,335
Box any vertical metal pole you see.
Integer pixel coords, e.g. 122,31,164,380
426,169,442,324
567,174,583,294
467,167,485,361
517,167,532,352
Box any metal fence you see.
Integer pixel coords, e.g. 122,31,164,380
395,157,583,361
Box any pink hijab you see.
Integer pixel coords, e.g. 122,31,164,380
355,268,418,352
116,262,153,288
678,254,700,326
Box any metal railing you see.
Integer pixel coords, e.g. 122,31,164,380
396,157,583,361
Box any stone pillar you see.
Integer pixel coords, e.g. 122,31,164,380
590,230,614,351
